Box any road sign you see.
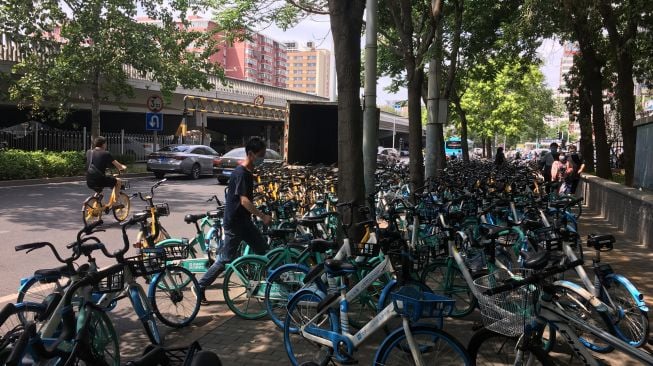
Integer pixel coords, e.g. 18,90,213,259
146,113,163,131
394,102,402,111
147,95,164,112
254,95,265,106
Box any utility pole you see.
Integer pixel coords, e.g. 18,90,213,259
362,0,380,202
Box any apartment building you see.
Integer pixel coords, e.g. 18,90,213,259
284,41,330,97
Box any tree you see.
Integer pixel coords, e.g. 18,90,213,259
456,59,554,153
211,0,367,232
0,0,222,139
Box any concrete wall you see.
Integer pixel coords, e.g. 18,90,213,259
634,116,653,190
579,174,653,248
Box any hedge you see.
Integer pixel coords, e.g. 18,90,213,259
0,150,86,180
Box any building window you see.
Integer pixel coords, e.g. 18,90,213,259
307,62,316,67
307,77,316,81
307,55,317,60
293,77,302,81
293,56,303,60
293,63,303,67
293,70,302,74
293,83,303,88
307,70,316,75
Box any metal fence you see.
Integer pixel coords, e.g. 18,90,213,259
0,128,175,161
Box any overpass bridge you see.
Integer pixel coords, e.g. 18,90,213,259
0,34,409,152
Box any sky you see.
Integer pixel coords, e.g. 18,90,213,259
217,12,564,105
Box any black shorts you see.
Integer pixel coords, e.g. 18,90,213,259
86,175,117,190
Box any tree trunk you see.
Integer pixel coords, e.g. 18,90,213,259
578,82,595,172
328,0,366,239
586,74,611,179
615,56,636,185
407,67,425,193
452,88,469,162
90,69,101,140
485,137,492,159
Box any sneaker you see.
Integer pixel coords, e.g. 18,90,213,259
192,286,209,306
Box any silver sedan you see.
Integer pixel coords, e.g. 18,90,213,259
146,144,219,179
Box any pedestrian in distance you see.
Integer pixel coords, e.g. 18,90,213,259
551,153,573,195
195,138,272,305
86,136,127,207
495,147,505,166
541,142,559,183
567,145,585,194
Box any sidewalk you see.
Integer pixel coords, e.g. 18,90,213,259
192,208,653,365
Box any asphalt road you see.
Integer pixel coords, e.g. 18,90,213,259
0,174,228,358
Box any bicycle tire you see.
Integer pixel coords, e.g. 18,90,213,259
553,283,614,353
467,328,553,366
283,289,336,366
77,306,120,366
16,275,69,309
149,266,201,328
0,303,47,365
374,324,471,365
112,192,131,222
264,263,310,330
420,260,476,317
82,196,103,226
129,285,163,345
222,256,268,319
603,275,650,347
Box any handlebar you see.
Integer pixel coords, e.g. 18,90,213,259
137,179,167,202
483,259,584,296
207,195,223,206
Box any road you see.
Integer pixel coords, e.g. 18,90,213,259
0,174,228,359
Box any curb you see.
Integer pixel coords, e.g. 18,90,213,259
0,172,152,188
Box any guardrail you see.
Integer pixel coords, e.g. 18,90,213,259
578,174,653,248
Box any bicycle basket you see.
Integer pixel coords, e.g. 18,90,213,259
473,269,540,337
391,287,455,323
156,203,170,217
162,243,190,261
353,241,381,257
93,266,125,294
530,226,562,252
125,248,167,277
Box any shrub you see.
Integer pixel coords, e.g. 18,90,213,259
0,149,85,180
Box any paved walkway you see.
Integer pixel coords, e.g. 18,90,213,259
183,208,653,365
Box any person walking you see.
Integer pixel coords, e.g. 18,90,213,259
195,138,272,304
541,142,559,183
86,136,127,206
495,147,505,166
567,145,585,194
551,153,573,194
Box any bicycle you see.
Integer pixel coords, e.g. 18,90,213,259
125,341,222,366
134,179,173,249
82,170,131,225
283,233,471,365
467,254,653,365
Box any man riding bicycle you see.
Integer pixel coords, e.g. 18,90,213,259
86,136,127,206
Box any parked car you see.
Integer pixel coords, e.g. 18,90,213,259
122,137,154,161
215,147,282,184
377,147,400,166
146,144,219,179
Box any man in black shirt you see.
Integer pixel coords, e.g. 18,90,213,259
196,138,272,304
567,145,585,194
86,136,127,205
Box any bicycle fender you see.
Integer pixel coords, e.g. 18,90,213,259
377,279,399,312
128,285,148,318
606,273,648,312
265,263,311,282
148,272,164,299
553,280,609,312
154,238,186,247
229,254,269,268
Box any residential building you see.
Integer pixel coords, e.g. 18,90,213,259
136,16,287,88
284,41,330,97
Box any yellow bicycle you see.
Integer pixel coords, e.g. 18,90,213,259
82,172,131,225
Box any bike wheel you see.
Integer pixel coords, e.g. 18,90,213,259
112,192,131,222
264,264,310,330
283,290,336,366
0,303,47,365
129,285,163,345
222,257,268,319
553,284,614,353
79,307,120,366
150,266,201,328
421,260,476,317
603,276,650,347
16,275,69,308
82,197,103,226
467,328,553,366
374,324,471,365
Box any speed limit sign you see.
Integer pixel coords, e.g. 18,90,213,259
147,95,164,112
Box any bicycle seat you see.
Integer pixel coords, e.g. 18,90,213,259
519,250,549,270
34,264,76,279
184,213,206,224
587,234,615,251
309,239,337,253
324,259,356,277
268,228,296,238
132,211,149,223
479,225,510,240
